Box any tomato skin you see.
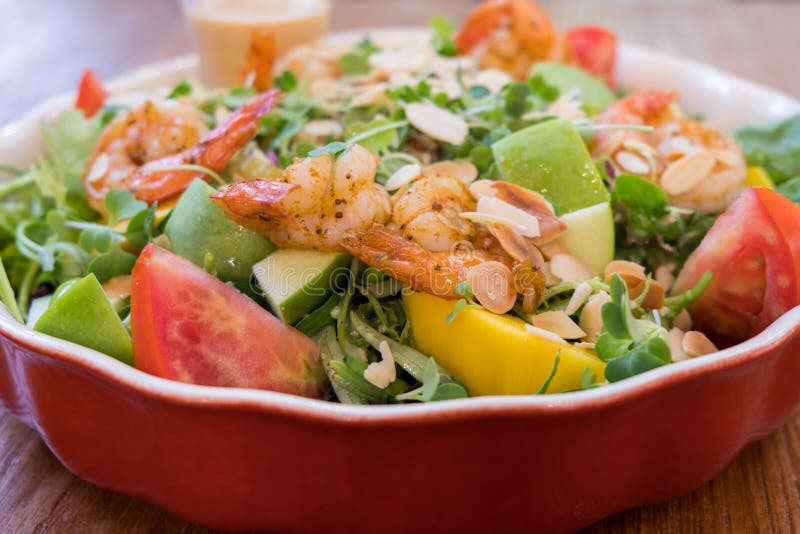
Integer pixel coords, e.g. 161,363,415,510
565,26,617,85
131,244,326,398
74,69,108,118
674,187,800,341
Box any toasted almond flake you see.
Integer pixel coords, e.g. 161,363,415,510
422,160,479,185
476,196,541,238
300,119,343,139
384,163,421,191
466,261,516,314
661,151,717,195
369,51,424,73
404,103,468,145
531,310,586,339
682,331,718,357
430,79,462,100
546,94,586,121
657,135,695,158
579,291,611,343
363,340,397,388
461,212,529,236
468,179,496,199
669,328,689,362
543,262,560,286
473,68,513,93
654,264,676,290
538,241,569,260
565,282,593,315
623,138,656,156
674,309,693,331
574,342,596,350
350,83,389,107
615,150,651,175
524,323,567,344
87,153,110,184
604,260,646,283
711,148,742,168
102,275,132,300
550,253,594,282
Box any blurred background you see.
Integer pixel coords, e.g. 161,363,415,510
0,0,797,123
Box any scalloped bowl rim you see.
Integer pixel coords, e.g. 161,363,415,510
2,31,800,423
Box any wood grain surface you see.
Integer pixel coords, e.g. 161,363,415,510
1,0,799,532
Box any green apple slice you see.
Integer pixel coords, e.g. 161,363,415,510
557,202,615,274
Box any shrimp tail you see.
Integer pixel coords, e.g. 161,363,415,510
130,89,282,204
454,0,509,53
211,179,300,232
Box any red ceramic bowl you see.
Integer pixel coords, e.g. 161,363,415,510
1,33,800,532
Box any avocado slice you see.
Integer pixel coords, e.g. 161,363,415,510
164,179,275,296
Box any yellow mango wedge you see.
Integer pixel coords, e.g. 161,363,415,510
403,291,606,396
744,166,775,189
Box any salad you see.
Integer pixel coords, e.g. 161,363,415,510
1,0,799,404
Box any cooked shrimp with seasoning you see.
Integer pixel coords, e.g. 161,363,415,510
593,89,747,213
84,89,280,214
211,143,391,251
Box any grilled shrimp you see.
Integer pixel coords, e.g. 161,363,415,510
593,89,746,213
454,0,569,80
211,144,391,251
391,175,476,252
83,90,280,214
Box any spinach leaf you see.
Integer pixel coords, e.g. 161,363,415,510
735,114,800,183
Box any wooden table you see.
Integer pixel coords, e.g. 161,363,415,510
1,1,799,531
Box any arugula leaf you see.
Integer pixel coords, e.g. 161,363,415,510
338,37,380,75
273,70,298,93
595,274,671,382
103,190,148,225
446,280,482,323
345,118,398,153
430,15,458,56
167,78,193,99
735,114,800,183
535,351,561,394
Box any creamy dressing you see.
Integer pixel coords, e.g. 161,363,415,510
183,0,330,87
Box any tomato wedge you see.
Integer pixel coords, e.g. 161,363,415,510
131,244,326,398
565,26,617,86
674,187,800,342
75,69,108,118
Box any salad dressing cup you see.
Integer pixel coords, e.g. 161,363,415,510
181,0,330,87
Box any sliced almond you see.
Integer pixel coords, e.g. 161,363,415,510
384,163,421,191
565,281,593,316
546,94,585,121
574,342,596,351
422,160,478,185
579,291,611,343
350,83,389,107
654,264,676,290
660,151,716,195
711,148,743,168
543,262,560,287
531,310,586,339
103,275,132,300
615,150,651,176
300,119,343,140
524,323,567,344
669,328,689,362
466,261,516,314
604,260,646,282
473,69,513,93
363,340,396,388
486,181,565,243
550,253,594,282
486,223,545,267
476,196,541,238
682,330,718,358
538,241,569,260
674,309,693,331
404,103,468,145
657,135,695,159
461,212,530,237
468,179,496,199
87,153,110,184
